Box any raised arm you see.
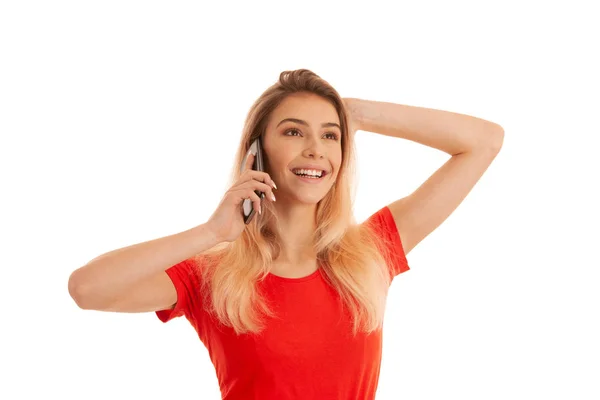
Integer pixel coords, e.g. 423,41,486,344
344,97,503,254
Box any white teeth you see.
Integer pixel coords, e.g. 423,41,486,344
293,168,323,177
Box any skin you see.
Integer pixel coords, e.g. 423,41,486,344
261,92,342,270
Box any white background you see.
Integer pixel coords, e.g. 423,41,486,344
1,1,598,399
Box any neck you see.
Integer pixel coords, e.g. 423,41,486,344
269,201,318,264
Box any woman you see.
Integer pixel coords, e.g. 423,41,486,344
68,69,503,399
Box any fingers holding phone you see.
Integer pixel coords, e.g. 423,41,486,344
205,141,277,243
240,138,273,225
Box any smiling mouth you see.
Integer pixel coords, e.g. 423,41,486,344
290,168,328,179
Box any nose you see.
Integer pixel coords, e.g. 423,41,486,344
302,137,326,159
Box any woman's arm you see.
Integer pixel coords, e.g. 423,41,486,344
343,97,502,155
343,97,503,255
68,223,221,312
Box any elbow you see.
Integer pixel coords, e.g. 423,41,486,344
494,127,504,149
68,270,89,309
68,269,105,310
475,126,504,154
488,125,504,152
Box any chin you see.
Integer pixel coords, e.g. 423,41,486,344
283,174,336,204
294,190,332,205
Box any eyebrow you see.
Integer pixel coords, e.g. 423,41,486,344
276,118,341,131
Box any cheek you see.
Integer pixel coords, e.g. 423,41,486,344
265,154,289,178
267,152,286,168
267,143,293,167
333,151,343,170
333,155,343,179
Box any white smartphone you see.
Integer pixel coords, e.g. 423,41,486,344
240,137,265,224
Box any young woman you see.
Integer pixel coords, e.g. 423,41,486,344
68,69,503,399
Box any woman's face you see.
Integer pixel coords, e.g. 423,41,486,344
262,92,343,205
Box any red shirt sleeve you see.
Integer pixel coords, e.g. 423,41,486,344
155,258,202,323
364,205,410,279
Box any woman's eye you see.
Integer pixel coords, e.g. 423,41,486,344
285,128,302,136
284,128,339,141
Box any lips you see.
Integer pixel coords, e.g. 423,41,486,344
289,167,329,176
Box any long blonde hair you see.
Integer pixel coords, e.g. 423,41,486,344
194,69,393,337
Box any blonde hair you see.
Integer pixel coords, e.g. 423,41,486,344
194,69,393,337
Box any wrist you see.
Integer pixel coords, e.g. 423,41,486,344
192,222,223,249
343,97,363,133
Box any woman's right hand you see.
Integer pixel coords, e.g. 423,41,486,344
206,151,277,243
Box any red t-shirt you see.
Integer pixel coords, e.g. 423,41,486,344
156,205,410,399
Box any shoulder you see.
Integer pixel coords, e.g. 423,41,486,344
165,256,210,288
362,205,396,235
361,205,410,276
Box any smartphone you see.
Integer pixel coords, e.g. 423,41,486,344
240,137,265,224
